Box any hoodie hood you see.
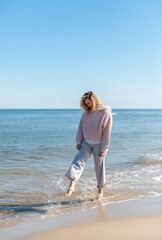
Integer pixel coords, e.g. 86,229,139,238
96,103,111,112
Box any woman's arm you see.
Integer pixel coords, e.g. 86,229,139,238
100,111,113,153
76,112,85,145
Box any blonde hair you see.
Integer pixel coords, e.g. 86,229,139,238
80,91,101,113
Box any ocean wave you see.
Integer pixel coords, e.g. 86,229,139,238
153,175,162,183
133,152,162,166
145,153,162,164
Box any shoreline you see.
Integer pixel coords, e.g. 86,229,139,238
25,214,162,240
1,195,162,240
25,195,162,240
25,197,162,240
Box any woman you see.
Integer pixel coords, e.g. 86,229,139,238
65,91,112,200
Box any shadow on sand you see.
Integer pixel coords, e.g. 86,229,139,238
0,198,96,215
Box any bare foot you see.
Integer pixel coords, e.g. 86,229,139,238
65,188,75,198
96,188,103,200
96,193,103,200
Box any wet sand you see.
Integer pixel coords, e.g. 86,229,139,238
24,196,162,240
26,214,162,240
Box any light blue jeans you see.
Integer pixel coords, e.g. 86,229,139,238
65,139,106,188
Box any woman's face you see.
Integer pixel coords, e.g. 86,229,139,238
84,98,93,109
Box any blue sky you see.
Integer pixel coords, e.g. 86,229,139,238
0,0,162,109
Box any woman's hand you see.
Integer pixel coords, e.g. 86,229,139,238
99,151,106,157
76,144,81,150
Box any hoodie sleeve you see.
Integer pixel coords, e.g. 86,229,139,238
101,110,112,153
76,112,85,145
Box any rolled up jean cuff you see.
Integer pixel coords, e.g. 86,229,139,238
65,173,78,182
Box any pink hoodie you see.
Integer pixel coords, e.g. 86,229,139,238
76,104,112,152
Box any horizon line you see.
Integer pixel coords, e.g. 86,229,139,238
0,108,162,110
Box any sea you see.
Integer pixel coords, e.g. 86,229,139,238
0,109,162,229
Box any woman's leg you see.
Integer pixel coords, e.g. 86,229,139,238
97,187,104,200
92,144,106,199
65,140,92,197
65,179,76,197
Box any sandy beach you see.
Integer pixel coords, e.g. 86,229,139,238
1,196,162,240
23,196,162,240
26,214,162,240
